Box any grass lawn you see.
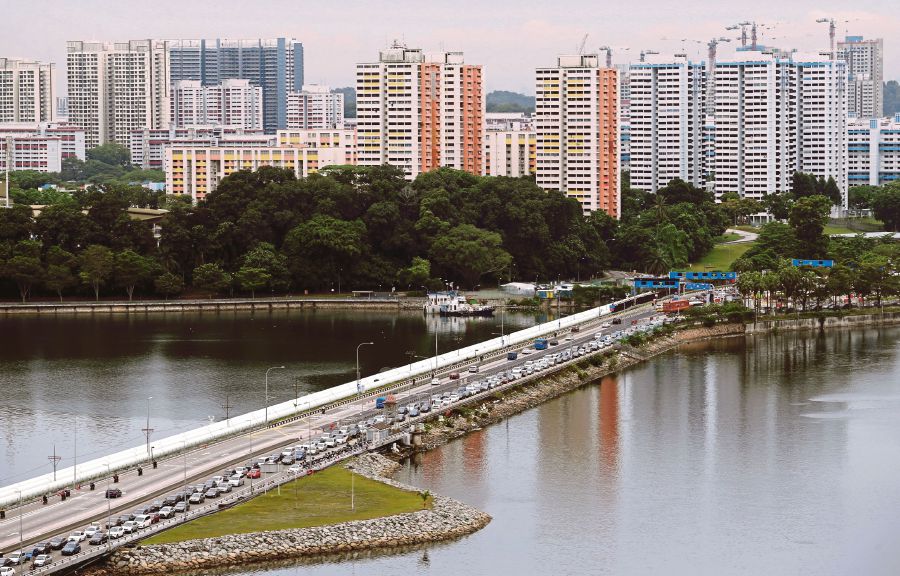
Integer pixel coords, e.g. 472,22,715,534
142,466,428,545
715,233,742,244
687,242,753,272
824,223,856,235
732,225,759,233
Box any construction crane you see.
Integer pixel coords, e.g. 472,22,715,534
727,21,753,48
706,37,731,116
639,49,659,63
598,45,613,68
577,34,589,55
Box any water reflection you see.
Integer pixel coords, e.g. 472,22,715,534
176,326,900,576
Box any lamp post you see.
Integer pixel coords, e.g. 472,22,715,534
143,397,153,463
17,490,23,555
104,464,112,548
356,342,374,415
349,464,355,510
265,366,286,425
406,351,427,398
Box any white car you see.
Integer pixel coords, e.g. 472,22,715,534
122,520,139,534
84,523,102,538
33,554,52,567
229,474,244,487
521,348,533,355
287,464,303,474
0,567,15,576
68,531,86,542
134,515,152,529
109,526,126,539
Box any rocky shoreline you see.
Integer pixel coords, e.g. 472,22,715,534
86,454,490,575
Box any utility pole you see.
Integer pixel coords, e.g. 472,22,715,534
292,378,303,408
48,445,61,481
73,417,77,489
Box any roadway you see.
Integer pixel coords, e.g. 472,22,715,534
0,297,668,572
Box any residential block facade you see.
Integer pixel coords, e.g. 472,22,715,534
535,54,620,217
66,40,171,148
837,36,883,118
0,58,55,124
356,44,484,180
286,85,344,129
130,127,272,170
847,115,900,187
171,79,263,130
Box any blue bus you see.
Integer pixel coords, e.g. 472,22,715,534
534,338,549,350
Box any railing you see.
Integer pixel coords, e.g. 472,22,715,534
0,294,650,508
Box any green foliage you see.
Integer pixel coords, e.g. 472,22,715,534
154,272,184,300
1,240,44,302
849,186,880,210
872,184,900,231
486,91,535,113
788,195,832,258
192,263,231,298
78,244,114,301
429,224,512,288
114,249,154,301
235,266,271,298
397,256,431,289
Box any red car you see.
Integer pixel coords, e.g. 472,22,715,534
247,468,261,479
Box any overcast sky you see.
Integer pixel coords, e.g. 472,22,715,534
1,0,897,94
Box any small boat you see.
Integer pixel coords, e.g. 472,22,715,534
424,291,495,317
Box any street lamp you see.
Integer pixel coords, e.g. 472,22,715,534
265,366,286,425
349,464,356,510
357,342,374,415
16,490,23,556
104,464,112,547
143,397,153,463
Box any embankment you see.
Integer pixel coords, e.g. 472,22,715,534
87,454,489,575
0,297,414,315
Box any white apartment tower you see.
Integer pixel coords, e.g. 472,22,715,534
628,55,706,193
66,40,171,149
171,79,263,130
355,44,484,179
535,54,620,217
286,85,344,129
0,58,55,124
837,36,883,118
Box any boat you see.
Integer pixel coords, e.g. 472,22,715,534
423,291,495,317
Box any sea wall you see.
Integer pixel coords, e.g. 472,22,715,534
745,311,900,334
90,454,489,575
0,298,404,315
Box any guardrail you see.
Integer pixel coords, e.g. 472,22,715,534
0,294,651,508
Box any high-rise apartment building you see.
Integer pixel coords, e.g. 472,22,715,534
0,58,55,124
129,126,271,169
847,115,900,187
0,123,86,172
286,85,344,129
356,44,484,179
628,55,706,193
618,66,631,171
483,112,535,178
837,36,883,118
66,40,171,149
168,38,304,133
535,54,619,217
171,79,263,130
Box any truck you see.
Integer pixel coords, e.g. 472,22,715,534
534,338,549,350
662,300,691,314
375,396,387,409
507,352,518,361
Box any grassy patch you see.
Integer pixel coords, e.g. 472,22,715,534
732,225,759,232
715,233,742,244
823,224,856,235
688,242,753,272
141,466,426,545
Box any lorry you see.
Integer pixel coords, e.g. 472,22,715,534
375,396,387,409
662,300,691,314
507,352,518,361
534,338,549,350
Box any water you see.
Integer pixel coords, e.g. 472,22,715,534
170,326,900,576
0,310,542,486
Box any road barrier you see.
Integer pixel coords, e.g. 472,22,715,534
0,295,653,508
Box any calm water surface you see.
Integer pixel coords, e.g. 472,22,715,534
169,327,900,576
0,310,542,484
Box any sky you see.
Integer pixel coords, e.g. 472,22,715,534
1,0,898,94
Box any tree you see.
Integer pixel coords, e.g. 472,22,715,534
397,256,431,289
240,243,289,291
78,244,114,301
192,263,231,298
429,224,512,288
283,214,366,290
788,195,832,258
2,240,44,302
154,272,184,300
235,266,271,298
791,172,817,198
872,185,900,231
114,249,153,301
86,143,131,168
43,246,78,302
0,204,34,244
823,176,842,206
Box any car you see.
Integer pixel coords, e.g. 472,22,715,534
117,514,133,525
33,554,52,567
288,464,303,474
449,372,460,380
218,482,232,493
409,407,420,417
162,495,179,507
468,365,480,373
68,531,86,542
108,526,126,539
30,543,50,556
420,403,431,413
3,553,23,566
229,474,245,487
212,475,225,485
430,378,440,386
158,506,175,519
234,466,249,477
89,532,108,545
48,537,67,551
122,520,139,534
134,515,152,529
104,488,122,499
174,501,190,513
84,523,102,538
521,348,533,355
204,488,219,499
0,567,14,576
148,500,163,512
61,541,81,556
247,468,261,479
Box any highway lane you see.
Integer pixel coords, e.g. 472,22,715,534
0,296,669,563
